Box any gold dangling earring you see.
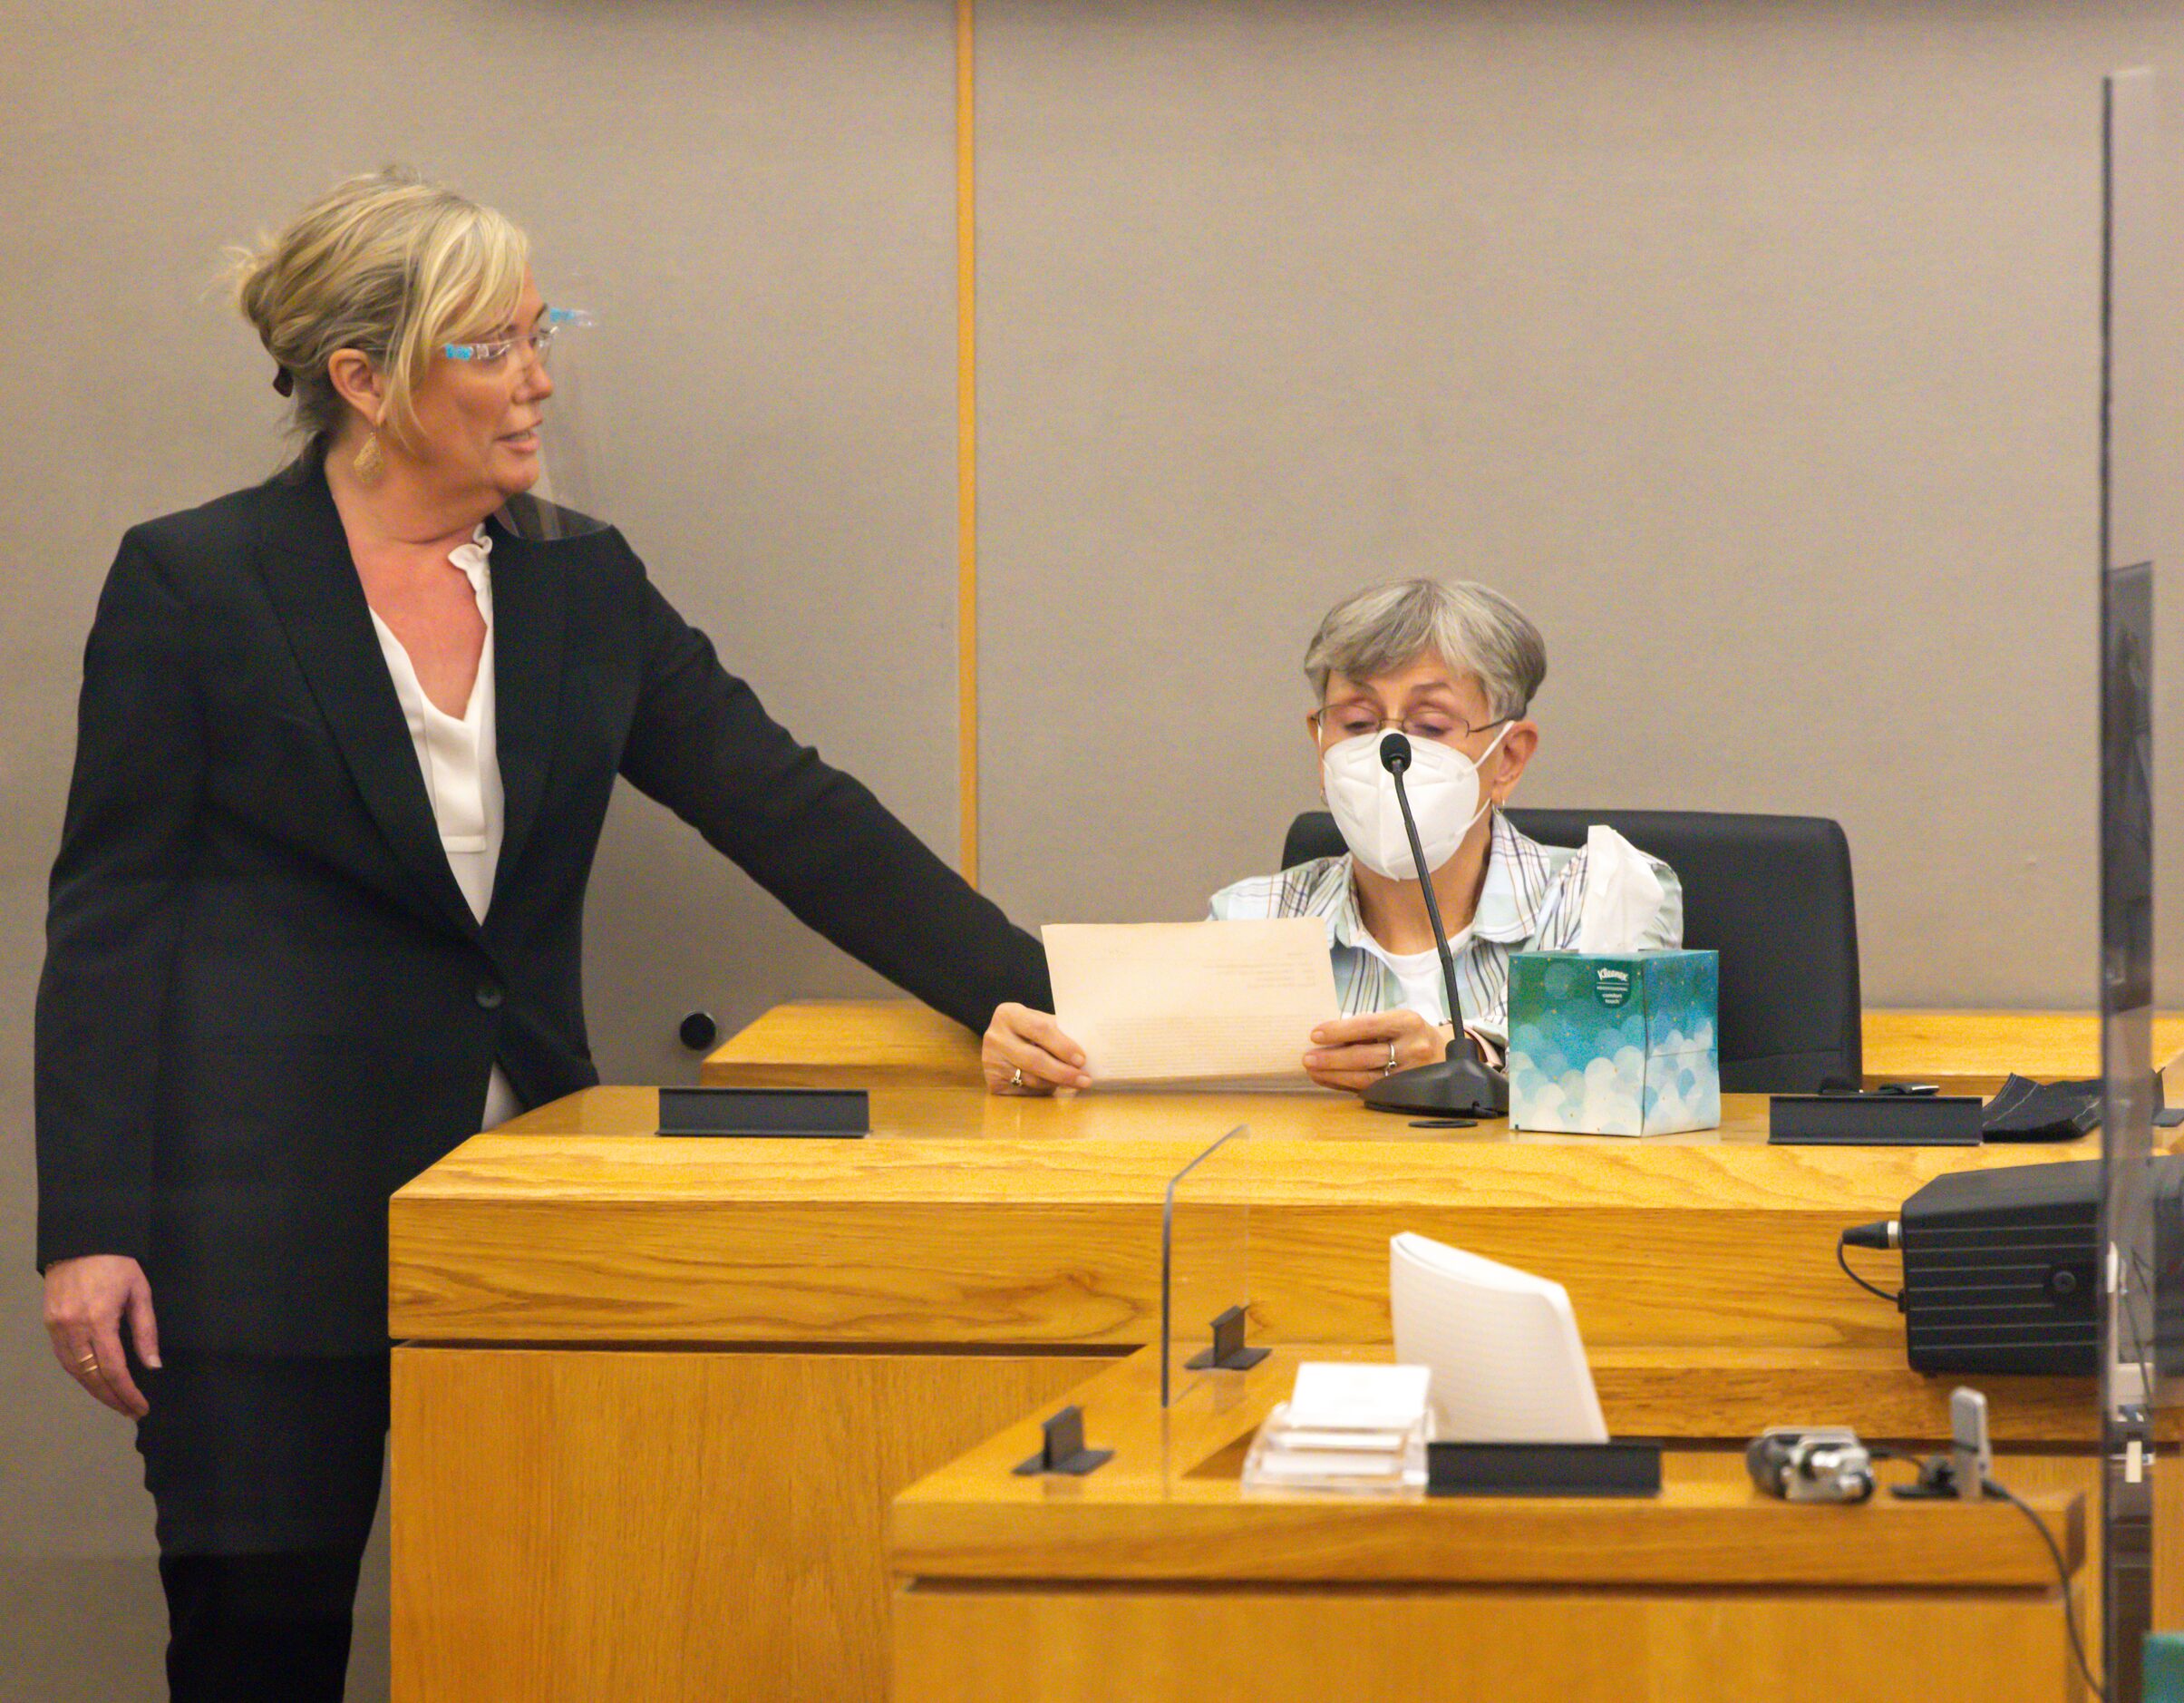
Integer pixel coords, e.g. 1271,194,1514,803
354,428,384,481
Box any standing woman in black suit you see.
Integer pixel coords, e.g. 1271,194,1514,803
35,169,1053,1702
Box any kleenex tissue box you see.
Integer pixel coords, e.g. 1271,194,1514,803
1506,951,1720,1136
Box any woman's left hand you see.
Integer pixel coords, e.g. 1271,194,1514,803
983,1003,1092,1095
1304,1009,1451,1094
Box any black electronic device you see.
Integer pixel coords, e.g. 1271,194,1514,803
1888,1157,2184,1377
1362,732,1509,1120
656,1085,869,1138
1744,1427,1874,1504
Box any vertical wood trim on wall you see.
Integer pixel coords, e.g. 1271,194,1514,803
955,0,980,884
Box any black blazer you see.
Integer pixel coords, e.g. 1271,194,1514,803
35,464,1050,1354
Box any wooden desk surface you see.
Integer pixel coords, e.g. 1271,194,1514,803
1866,1007,2184,1086
393,1006,2131,1703
707,997,2184,1093
390,1083,2087,1350
891,1345,2081,1591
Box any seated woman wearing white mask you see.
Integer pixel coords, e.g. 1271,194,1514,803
981,578,1683,1096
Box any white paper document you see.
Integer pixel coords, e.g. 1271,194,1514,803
1042,919,1338,1088
1285,1361,1433,1433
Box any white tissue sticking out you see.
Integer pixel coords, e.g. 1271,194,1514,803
1575,824,1667,954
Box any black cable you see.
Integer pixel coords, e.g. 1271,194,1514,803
1836,1233,1902,1309
1985,1475,2104,1701
1870,1447,2102,1699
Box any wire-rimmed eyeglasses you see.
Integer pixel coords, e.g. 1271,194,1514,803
1309,703,1512,748
443,307,595,367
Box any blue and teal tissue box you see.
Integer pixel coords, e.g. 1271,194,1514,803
1506,951,1720,1136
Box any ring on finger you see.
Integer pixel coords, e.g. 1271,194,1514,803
1009,1066,1025,1090
1383,1039,1400,1076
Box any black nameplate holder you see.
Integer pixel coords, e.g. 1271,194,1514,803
1013,1405,1112,1477
656,1085,869,1139
1427,1439,1663,1497
1184,1304,1270,1372
1768,1093,1983,1146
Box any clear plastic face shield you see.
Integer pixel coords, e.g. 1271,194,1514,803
440,292,611,541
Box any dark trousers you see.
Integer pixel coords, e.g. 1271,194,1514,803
135,1351,390,1703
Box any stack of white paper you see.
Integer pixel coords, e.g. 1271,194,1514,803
1241,1361,1432,1492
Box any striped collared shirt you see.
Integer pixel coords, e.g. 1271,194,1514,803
1207,813,1684,1043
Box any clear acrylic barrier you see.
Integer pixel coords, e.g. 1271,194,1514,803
2097,65,2173,1703
1160,1125,1256,1407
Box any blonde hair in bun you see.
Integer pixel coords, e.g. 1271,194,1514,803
232,167,529,457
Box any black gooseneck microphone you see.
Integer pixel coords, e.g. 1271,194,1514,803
1361,731,1511,1118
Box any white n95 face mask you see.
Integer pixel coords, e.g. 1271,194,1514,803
1320,725,1513,881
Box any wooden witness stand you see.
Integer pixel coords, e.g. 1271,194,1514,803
386,1002,2184,1702
892,1345,2086,1703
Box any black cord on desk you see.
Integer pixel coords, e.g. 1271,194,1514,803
1985,1476,2104,1701
1856,1445,2101,1697
1835,1233,1902,1309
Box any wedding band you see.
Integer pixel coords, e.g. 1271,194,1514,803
77,1355,99,1370
1009,1066,1024,1090
1386,1040,1399,1069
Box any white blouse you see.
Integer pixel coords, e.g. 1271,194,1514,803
366,526,522,1129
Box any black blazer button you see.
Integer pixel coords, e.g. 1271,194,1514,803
476,981,505,1010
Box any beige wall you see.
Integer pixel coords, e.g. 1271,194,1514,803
977,0,2184,1015
3,3,2181,1700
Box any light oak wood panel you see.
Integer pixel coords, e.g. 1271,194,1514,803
891,1584,2084,1703
886,1347,2165,1680
892,1345,2093,1703
387,1007,2160,1703
696,998,2184,1101
704,1000,2184,1095
892,1348,2081,1589
441,1081,2098,1163
1584,1344,2125,1443
390,1087,2088,1346
702,999,980,1087
389,1346,1105,1703
1863,1007,2184,1087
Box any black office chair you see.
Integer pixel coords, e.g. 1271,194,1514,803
1280,808,1862,1094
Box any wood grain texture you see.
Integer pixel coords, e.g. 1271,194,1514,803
699,999,2184,1093
891,1586,2084,1703
892,1345,2092,1703
1583,1344,2134,1443
1862,1007,2184,1086
891,1347,2082,1588
389,1347,1103,1703
390,1086,2083,1347
383,1002,2171,1703
701,1000,981,1086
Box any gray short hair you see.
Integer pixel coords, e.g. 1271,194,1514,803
1303,579,1547,720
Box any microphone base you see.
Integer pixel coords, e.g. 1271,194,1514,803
1363,1057,1511,1120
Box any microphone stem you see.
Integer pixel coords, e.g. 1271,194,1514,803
1386,764,1471,1046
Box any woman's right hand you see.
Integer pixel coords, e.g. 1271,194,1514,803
44,1254,160,1418
983,1003,1092,1095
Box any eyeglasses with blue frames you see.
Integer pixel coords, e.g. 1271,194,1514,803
1310,702,1512,748
442,307,594,368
